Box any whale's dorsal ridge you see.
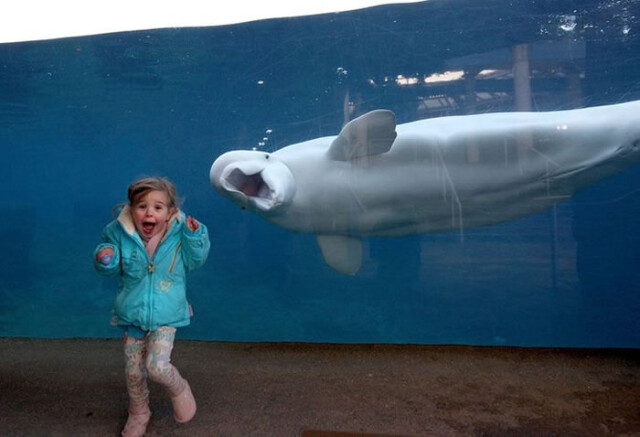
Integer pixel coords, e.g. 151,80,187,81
327,109,397,161
316,235,363,275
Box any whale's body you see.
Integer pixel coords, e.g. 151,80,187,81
210,101,640,274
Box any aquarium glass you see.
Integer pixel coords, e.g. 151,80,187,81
1,0,639,347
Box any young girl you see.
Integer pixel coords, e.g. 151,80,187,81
94,177,210,437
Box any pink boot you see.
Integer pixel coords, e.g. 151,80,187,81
121,398,151,437
170,379,196,423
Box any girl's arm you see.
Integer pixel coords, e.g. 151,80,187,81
94,225,121,276
181,215,211,271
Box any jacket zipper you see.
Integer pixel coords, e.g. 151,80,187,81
147,253,154,330
146,240,181,329
144,228,168,330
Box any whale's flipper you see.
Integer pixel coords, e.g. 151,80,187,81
316,235,363,275
328,109,397,161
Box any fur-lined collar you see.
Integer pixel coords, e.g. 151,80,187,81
117,205,182,236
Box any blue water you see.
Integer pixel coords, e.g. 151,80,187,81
1,0,640,347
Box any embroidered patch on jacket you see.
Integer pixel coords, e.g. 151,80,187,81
156,278,173,293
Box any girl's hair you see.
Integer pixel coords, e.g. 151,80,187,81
127,177,181,210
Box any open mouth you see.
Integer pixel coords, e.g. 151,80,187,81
226,168,271,198
210,150,295,213
142,221,156,234
223,168,276,210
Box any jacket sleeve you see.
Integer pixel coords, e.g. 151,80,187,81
181,221,211,272
93,223,121,276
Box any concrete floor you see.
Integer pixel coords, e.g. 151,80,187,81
1,338,639,436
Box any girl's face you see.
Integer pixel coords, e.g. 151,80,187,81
132,190,173,241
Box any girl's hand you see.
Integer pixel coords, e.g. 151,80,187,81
186,215,200,232
96,246,114,265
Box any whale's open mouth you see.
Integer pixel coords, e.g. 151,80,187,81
225,168,272,199
211,150,296,213
222,167,279,211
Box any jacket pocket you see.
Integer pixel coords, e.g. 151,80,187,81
121,249,146,280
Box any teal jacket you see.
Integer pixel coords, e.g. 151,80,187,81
94,207,210,332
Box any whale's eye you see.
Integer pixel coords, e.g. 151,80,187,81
265,154,270,159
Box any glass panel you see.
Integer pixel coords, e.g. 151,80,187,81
1,0,639,346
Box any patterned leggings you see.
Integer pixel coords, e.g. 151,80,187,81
123,326,186,403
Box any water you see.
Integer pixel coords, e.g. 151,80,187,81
1,0,640,347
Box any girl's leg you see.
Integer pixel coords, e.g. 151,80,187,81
145,327,196,423
122,333,151,437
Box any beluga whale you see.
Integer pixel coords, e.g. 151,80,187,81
210,100,640,275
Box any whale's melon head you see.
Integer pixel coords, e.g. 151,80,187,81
210,150,295,214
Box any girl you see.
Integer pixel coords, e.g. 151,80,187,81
94,177,210,437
